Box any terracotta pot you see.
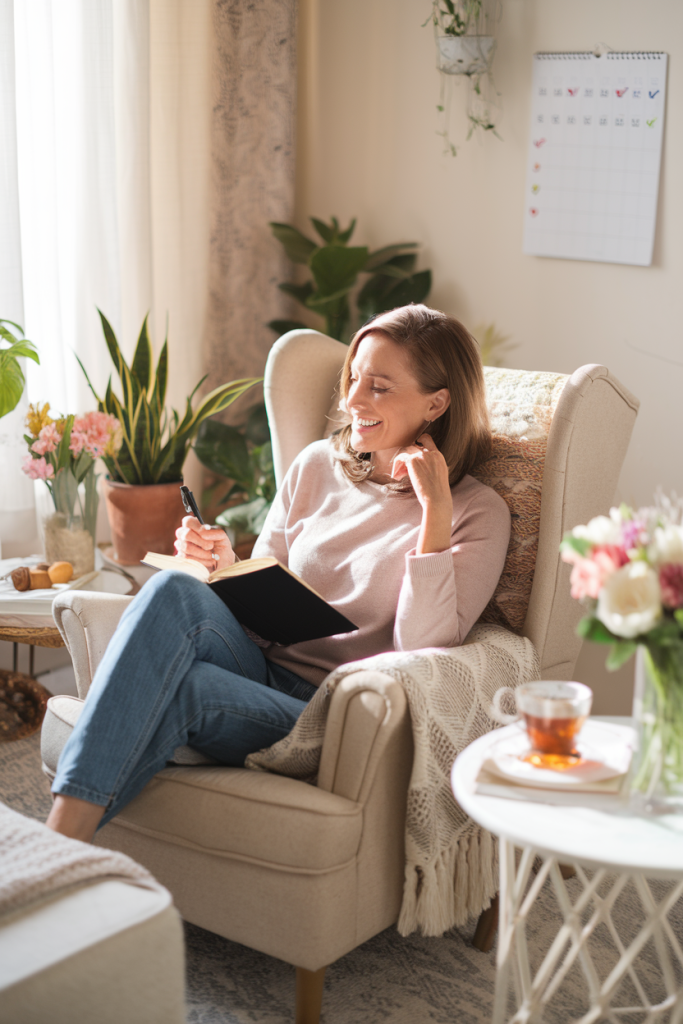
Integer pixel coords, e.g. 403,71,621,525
102,479,186,566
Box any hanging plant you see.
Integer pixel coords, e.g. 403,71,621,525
424,0,502,156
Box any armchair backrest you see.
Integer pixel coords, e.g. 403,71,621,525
263,330,639,680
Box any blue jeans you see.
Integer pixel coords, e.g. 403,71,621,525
52,571,317,828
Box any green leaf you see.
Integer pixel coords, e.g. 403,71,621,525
97,309,134,412
308,246,368,298
74,354,103,406
244,402,270,446
367,253,417,279
576,616,615,644
645,620,682,646
0,318,25,336
606,640,638,671
674,609,683,629
357,269,431,321
194,420,252,487
131,314,153,394
152,339,168,415
0,351,25,418
337,218,357,244
5,339,40,364
364,243,418,272
310,217,337,244
277,281,315,305
56,416,75,472
269,222,318,264
267,319,310,336
560,535,592,559
216,496,271,537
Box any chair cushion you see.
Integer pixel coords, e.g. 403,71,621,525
472,435,547,633
41,697,363,873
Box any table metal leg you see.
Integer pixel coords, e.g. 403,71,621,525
29,643,34,677
12,642,18,673
492,843,683,1023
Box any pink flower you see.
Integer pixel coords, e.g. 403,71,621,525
660,564,683,609
568,545,628,600
31,422,61,455
22,455,54,481
70,411,121,458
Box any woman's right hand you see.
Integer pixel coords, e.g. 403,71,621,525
174,516,236,572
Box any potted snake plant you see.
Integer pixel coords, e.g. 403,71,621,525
78,311,260,565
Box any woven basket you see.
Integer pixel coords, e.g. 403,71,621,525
0,670,51,743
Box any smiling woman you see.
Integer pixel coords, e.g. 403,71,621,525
47,303,511,847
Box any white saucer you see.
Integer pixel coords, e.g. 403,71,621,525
484,719,635,790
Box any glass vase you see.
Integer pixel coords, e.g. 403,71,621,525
43,467,98,578
630,643,683,812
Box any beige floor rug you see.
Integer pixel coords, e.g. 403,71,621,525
1,734,681,1023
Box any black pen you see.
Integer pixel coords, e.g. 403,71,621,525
179,485,222,529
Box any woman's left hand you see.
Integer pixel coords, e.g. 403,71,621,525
392,434,453,555
391,434,451,509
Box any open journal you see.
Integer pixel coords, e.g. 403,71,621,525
142,553,358,646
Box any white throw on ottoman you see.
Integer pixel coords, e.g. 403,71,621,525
0,803,186,1024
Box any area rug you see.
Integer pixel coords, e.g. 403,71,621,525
1,735,681,1023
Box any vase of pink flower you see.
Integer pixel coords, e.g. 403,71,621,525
561,497,683,810
22,404,121,576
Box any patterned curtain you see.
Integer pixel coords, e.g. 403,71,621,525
204,0,298,393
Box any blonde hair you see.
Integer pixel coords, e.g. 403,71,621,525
332,305,491,486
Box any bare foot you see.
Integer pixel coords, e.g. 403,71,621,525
46,795,106,844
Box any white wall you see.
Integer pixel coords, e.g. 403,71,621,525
296,0,683,712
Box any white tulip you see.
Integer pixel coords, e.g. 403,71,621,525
573,514,621,547
647,524,683,567
597,562,662,639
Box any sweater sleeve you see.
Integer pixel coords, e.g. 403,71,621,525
250,459,300,567
394,486,511,651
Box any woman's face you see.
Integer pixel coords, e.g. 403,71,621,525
346,332,450,465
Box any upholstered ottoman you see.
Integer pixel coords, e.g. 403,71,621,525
0,804,186,1024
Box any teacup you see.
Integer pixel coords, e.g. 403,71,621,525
491,681,593,769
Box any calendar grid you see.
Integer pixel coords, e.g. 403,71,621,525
522,52,667,266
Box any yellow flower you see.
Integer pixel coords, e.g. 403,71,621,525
25,403,53,437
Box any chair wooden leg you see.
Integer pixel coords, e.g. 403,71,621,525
471,893,499,953
295,965,327,1024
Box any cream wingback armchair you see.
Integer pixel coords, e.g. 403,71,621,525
42,330,639,1024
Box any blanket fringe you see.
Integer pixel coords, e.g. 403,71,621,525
397,827,499,937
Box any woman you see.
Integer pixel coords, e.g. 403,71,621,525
46,305,510,842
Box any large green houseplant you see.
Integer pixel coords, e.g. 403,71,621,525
268,216,432,342
0,319,39,419
78,310,260,564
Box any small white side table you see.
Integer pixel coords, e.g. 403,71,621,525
452,720,683,1024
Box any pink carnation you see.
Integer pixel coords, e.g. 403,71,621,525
70,411,120,458
660,563,683,609
569,544,628,601
22,455,54,481
31,422,61,455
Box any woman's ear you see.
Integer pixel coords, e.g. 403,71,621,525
427,389,450,421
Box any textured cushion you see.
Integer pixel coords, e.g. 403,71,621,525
483,367,568,439
472,435,547,633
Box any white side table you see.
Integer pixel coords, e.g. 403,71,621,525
452,720,683,1024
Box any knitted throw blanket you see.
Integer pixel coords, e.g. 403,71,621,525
0,802,161,920
247,623,539,937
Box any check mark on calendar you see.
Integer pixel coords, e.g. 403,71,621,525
531,184,540,193
567,88,579,97
647,118,657,128
615,87,629,98
533,138,546,148
649,90,660,99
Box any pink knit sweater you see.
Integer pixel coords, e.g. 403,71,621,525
252,440,511,686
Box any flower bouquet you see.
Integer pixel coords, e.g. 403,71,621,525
561,497,683,806
23,404,121,576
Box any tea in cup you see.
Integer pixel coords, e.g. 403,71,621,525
493,681,593,769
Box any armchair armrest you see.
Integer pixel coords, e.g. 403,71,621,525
318,671,411,802
53,592,133,699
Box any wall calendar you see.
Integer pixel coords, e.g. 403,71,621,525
523,52,667,266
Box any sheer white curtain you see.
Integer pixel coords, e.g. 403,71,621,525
0,0,210,554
